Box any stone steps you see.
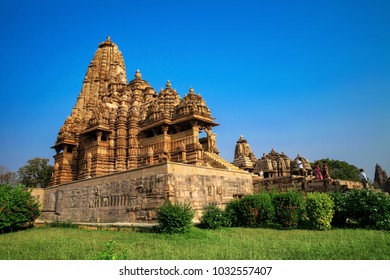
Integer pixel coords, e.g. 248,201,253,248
203,151,242,171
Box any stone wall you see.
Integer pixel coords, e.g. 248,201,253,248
164,163,253,220
253,176,364,193
35,162,253,223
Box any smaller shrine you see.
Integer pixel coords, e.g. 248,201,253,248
232,135,257,172
232,135,313,178
256,149,291,178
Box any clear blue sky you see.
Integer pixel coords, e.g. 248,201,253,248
0,0,389,180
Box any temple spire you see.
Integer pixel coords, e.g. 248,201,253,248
61,37,128,129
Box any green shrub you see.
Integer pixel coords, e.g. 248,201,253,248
200,204,227,229
92,240,127,260
224,199,241,227
305,192,335,230
223,193,275,228
0,184,40,233
329,191,348,227
157,200,194,234
237,193,275,227
345,189,390,230
272,191,305,229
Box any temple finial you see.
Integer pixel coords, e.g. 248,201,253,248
135,69,141,79
166,80,171,88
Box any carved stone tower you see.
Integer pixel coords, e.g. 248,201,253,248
232,135,257,172
51,37,221,185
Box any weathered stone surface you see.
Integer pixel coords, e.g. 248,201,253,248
383,177,390,194
374,163,388,187
253,176,363,193
37,162,252,223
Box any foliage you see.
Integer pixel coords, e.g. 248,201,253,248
92,240,128,260
224,198,241,227
329,191,348,227
45,220,78,228
156,200,194,234
305,192,335,230
17,158,53,188
272,191,305,229
0,165,18,185
199,204,227,229
345,189,390,230
329,189,390,230
312,158,361,182
0,184,41,233
226,193,275,228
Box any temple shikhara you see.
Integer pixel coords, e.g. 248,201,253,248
33,37,364,224
51,37,224,186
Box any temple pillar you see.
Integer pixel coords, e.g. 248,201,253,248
115,109,127,171
97,131,102,142
191,122,200,144
148,147,154,165
127,114,139,169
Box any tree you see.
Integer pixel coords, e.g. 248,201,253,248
0,184,41,233
0,165,18,185
312,158,360,182
17,158,53,188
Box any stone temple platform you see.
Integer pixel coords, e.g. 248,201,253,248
33,162,253,223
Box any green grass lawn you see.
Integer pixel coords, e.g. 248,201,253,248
0,226,389,260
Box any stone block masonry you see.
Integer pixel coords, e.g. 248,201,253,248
36,162,253,223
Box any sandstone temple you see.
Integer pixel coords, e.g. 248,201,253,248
34,37,364,224
51,36,224,185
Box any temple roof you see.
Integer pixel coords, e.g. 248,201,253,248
128,69,156,92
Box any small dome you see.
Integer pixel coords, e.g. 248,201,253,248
175,87,211,117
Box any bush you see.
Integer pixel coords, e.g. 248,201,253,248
156,200,194,234
223,193,275,228
237,193,275,227
345,189,390,230
272,191,305,229
329,189,390,230
199,204,227,229
329,191,348,227
0,184,40,233
224,199,241,227
305,192,335,230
